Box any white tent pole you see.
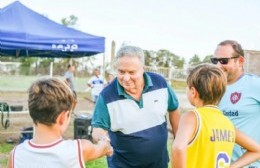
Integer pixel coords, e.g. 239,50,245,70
50,62,53,77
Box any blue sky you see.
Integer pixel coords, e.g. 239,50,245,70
1,0,260,61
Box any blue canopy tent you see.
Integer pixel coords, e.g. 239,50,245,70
0,1,105,58
0,1,106,129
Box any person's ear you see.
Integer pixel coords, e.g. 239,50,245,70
141,65,145,73
190,87,198,98
238,56,244,67
57,111,69,126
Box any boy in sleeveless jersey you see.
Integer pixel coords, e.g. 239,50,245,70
171,64,260,168
7,78,113,168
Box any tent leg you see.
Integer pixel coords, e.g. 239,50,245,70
50,62,53,77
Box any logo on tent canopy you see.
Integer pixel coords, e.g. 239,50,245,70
52,44,78,52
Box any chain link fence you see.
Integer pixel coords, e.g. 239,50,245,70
145,66,187,81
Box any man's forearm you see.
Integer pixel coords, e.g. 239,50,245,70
92,127,109,143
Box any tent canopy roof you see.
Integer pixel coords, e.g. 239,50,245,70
0,1,105,58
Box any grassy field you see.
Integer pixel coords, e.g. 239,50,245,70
0,75,187,92
0,75,88,92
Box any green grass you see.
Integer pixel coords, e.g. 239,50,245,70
85,157,108,168
0,75,187,92
0,143,14,166
0,143,14,153
0,75,88,92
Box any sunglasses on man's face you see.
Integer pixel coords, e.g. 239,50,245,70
210,56,239,65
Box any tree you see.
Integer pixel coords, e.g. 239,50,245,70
189,54,201,66
176,57,185,69
144,49,185,69
19,57,38,75
77,56,97,77
144,50,157,67
202,55,213,63
53,58,80,76
37,58,54,75
61,15,78,27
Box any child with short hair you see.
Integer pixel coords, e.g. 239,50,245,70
171,64,260,168
7,78,112,168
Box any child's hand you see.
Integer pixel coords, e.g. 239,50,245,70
98,136,113,156
106,145,113,157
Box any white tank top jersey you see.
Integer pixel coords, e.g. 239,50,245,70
11,139,85,168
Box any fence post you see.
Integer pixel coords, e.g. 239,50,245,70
50,62,53,77
168,67,173,85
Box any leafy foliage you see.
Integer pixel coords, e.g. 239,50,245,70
19,57,38,75
188,54,201,66
35,58,54,75
144,49,185,69
202,55,213,63
61,15,78,26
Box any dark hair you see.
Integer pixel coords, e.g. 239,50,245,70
218,40,244,57
28,78,76,126
187,64,227,105
67,64,71,69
